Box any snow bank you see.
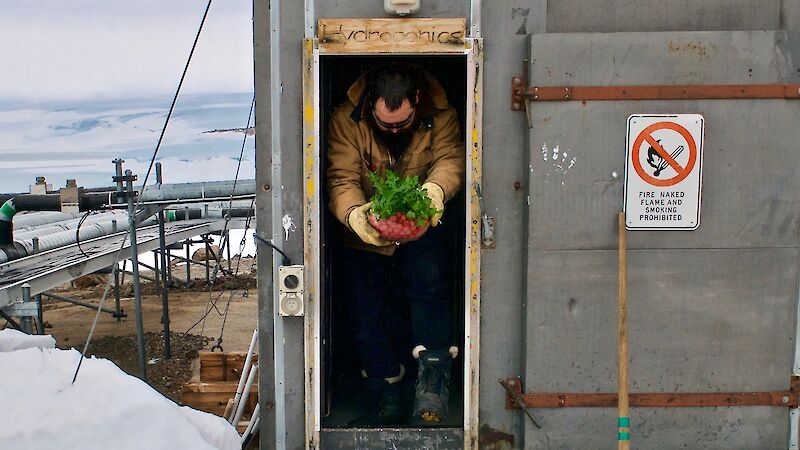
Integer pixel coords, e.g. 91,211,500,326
0,329,55,352
0,332,240,450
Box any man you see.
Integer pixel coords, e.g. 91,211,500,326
326,63,465,425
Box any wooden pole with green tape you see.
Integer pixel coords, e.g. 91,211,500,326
618,211,630,448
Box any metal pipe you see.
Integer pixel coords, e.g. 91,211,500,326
233,364,259,427
166,248,173,281
204,234,210,285
156,162,172,359
113,264,122,321
134,260,186,287
0,215,158,264
271,0,287,446
226,229,232,272
151,250,161,292
229,329,259,423
131,179,256,205
40,291,125,318
14,211,125,240
123,166,147,381
121,269,162,285
32,238,44,334
186,239,191,285
241,403,261,443
13,211,83,228
20,283,32,334
470,0,481,37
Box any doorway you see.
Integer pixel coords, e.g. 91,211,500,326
318,55,467,428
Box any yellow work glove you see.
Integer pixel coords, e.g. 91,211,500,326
422,182,444,227
347,202,392,247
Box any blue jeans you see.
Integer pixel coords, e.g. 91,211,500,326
336,224,453,379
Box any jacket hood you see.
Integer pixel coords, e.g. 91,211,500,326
345,69,451,112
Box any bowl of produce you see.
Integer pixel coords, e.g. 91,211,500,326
367,170,440,243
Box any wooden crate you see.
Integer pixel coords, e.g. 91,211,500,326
199,351,259,382
181,381,258,417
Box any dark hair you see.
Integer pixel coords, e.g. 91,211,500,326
366,64,420,111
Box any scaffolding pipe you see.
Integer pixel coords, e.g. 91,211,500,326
113,264,122,322
240,404,261,443
156,162,172,359
40,292,126,318
229,329,259,423
121,165,147,381
232,364,259,427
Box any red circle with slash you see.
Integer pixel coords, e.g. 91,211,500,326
631,122,697,187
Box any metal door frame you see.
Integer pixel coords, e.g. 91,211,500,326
302,37,484,449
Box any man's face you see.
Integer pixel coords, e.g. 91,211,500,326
371,97,417,158
372,98,416,134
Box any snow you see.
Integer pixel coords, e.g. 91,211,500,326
0,329,55,352
0,330,240,450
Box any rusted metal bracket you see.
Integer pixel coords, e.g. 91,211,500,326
510,59,529,111
503,376,800,408
499,378,542,428
512,83,800,108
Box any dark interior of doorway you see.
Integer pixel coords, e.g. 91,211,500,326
319,55,467,428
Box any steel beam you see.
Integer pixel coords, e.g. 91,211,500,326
0,219,247,308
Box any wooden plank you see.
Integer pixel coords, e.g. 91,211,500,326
317,18,466,54
199,351,259,382
181,382,258,416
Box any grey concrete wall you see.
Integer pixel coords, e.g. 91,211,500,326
254,0,307,448
547,0,783,33
253,1,275,448
476,1,545,448
524,31,800,449
255,1,800,448
314,1,469,19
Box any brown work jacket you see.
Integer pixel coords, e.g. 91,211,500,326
326,70,465,255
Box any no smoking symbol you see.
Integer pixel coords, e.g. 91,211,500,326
631,122,697,187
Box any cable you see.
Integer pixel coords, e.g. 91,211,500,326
75,209,103,258
138,0,214,194
72,0,215,384
187,94,256,338
253,231,291,266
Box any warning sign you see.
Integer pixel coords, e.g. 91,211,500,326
624,114,704,230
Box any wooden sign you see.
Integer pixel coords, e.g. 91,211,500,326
318,18,466,53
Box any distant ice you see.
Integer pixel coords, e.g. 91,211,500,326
0,93,254,193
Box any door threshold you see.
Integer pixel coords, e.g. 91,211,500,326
320,427,463,449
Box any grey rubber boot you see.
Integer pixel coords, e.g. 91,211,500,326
347,365,405,426
411,348,452,424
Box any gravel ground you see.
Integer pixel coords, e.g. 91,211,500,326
69,332,209,403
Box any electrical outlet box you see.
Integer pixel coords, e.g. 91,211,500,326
384,0,420,16
278,265,304,316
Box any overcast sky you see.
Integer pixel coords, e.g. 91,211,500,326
0,1,256,192
0,0,254,103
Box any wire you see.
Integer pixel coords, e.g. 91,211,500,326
189,97,255,338
75,209,103,258
138,0,214,194
72,0,215,384
253,231,291,266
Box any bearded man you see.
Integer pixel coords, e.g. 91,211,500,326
326,63,465,426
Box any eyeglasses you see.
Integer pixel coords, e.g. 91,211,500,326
371,107,416,131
